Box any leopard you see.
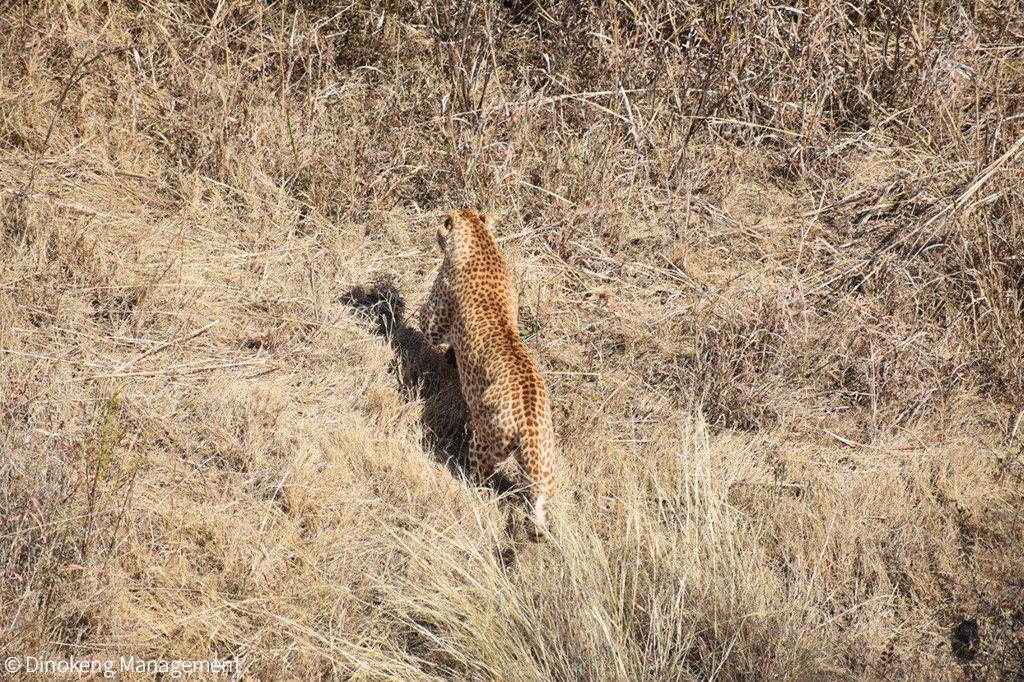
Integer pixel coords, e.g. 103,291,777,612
419,208,555,532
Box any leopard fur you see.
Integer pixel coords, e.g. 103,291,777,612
419,209,555,530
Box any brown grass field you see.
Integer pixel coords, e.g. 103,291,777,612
2,1,1023,679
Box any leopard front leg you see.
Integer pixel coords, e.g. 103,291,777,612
419,269,454,346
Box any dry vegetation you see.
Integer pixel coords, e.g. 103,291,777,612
2,0,1024,679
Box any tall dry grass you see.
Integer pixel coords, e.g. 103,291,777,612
2,1,1023,679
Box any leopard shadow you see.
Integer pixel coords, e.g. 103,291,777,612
342,279,545,549
342,279,517,496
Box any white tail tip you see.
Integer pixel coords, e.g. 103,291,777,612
534,493,548,529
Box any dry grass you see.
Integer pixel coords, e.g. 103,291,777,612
2,1,1023,679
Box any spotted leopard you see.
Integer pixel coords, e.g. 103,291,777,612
419,209,555,531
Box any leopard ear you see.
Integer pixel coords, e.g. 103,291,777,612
436,215,452,250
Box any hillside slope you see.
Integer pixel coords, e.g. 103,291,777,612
2,2,1023,679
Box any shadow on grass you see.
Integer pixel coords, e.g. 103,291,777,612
341,278,472,479
342,277,538,554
